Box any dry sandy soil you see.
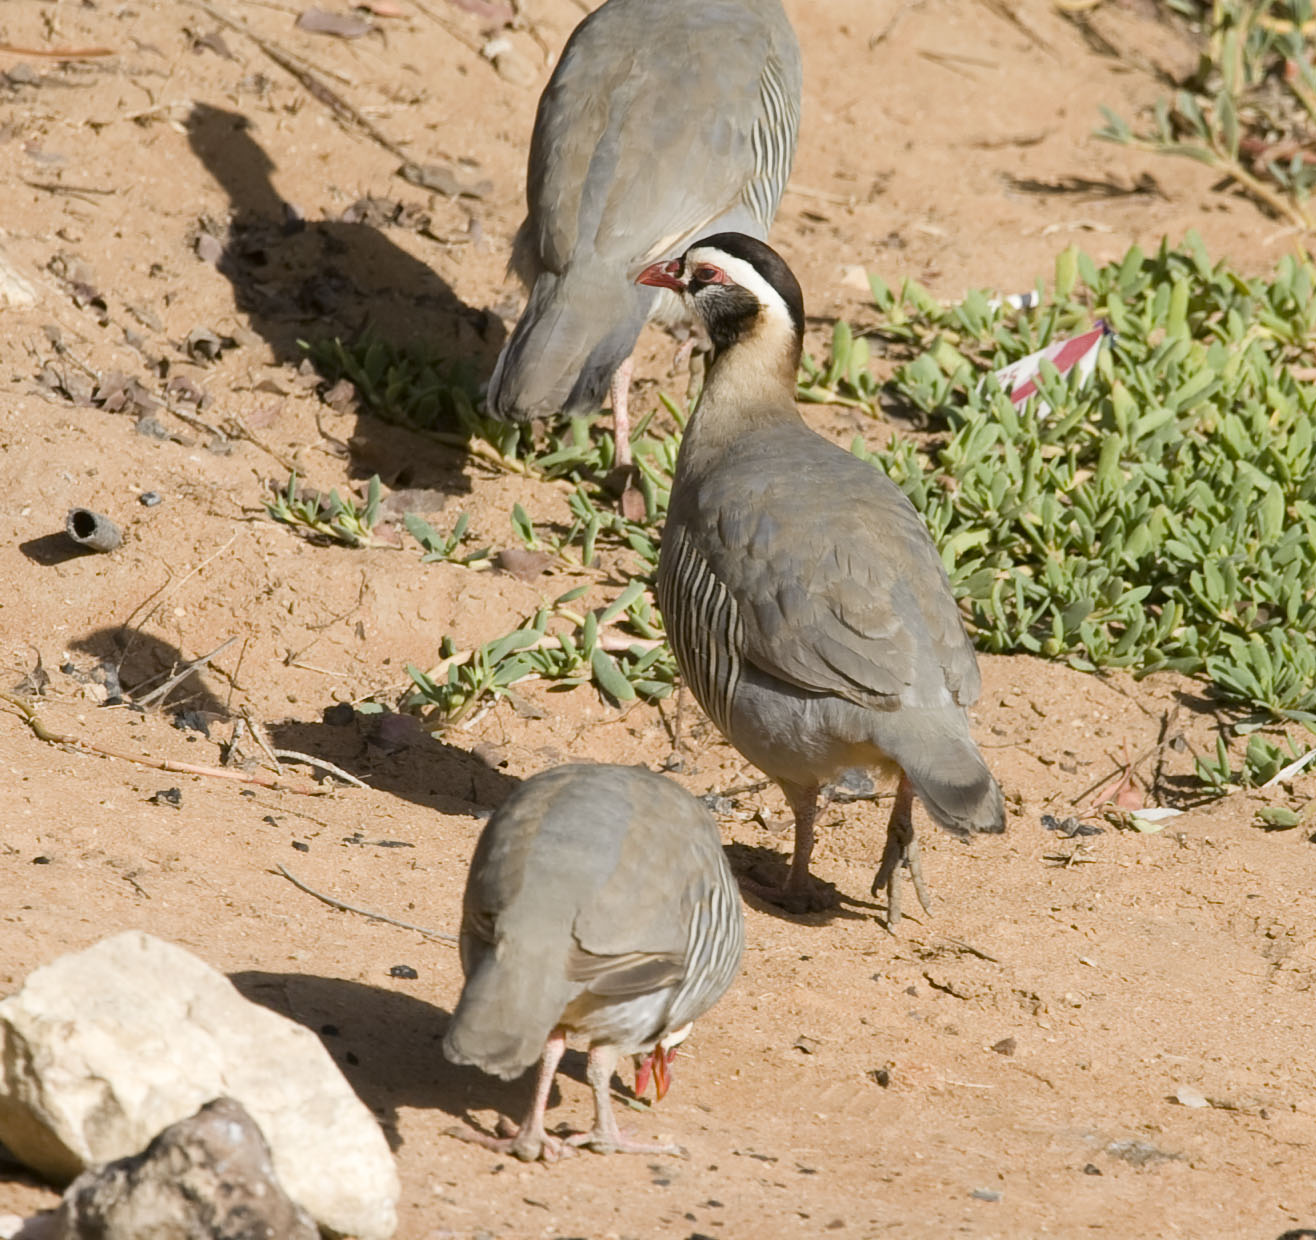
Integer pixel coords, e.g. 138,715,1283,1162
2,0,1315,1236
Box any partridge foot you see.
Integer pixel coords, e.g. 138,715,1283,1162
446,1118,572,1163
872,827,933,927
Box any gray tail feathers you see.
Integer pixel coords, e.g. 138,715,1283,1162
486,267,652,420
442,939,570,1081
899,728,1005,839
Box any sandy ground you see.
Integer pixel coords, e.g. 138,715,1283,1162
1,0,1314,1237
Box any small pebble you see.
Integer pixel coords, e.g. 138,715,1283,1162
149,787,182,808
135,416,170,439
32,856,51,865
699,794,736,815
1083,1163,1102,1175
390,964,418,980
139,490,162,507
970,1189,1001,1202
828,769,876,801
291,841,310,853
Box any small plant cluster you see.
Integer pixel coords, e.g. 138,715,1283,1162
1195,727,1313,792
855,234,1316,734
1096,0,1316,230
264,472,386,548
266,461,676,718
404,580,674,725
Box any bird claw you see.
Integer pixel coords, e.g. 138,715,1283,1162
445,1120,574,1163
566,1130,685,1157
872,836,934,927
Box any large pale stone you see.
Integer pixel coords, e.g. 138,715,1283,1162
0,932,398,1240
54,1097,319,1240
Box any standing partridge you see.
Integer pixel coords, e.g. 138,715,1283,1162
486,0,802,466
638,235,1006,922
443,763,744,1161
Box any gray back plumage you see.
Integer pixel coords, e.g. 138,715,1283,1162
443,764,744,1079
661,421,982,724
487,0,802,419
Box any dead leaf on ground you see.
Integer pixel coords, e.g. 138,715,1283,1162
195,233,224,265
399,162,493,199
446,0,515,22
191,28,235,58
94,371,159,415
296,8,375,38
494,547,551,582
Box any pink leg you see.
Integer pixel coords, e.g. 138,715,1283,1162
447,1029,571,1162
610,356,634,467
738,782,839,913
871,774,933,926
566,1044,682,1156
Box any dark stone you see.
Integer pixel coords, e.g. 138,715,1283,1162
53,1097,318,1239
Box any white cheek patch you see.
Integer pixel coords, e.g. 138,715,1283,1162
683,247,795,331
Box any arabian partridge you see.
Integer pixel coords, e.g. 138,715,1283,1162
638,235,1005,922
443,763,744,1161
486,0,802,465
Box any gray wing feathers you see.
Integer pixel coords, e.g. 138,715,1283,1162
679,427,981,709
527,0,800,270
444,765,742,1072
487,266,653,416
491,0,801,419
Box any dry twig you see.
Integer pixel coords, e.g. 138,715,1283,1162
0,692,330,796
0,43,114,57
275,864,458,944
135,636,240,707
273,749,370,789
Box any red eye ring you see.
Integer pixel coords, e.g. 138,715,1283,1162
693,264,723,283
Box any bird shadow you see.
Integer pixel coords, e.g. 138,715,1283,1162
67,626,232,721
723,842,882,926
228,971,595,1151
264,712,521,818
183,102,507,495
55,628,519,820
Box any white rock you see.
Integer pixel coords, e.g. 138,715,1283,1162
1174,1084,1209,1109
0,931,398,1240
0,249,37,308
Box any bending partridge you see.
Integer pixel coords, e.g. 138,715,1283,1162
443,763,744,1161
638,235,1005,922
486,0,802,466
